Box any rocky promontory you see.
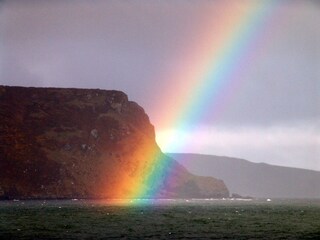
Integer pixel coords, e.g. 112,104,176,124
0,86,229,199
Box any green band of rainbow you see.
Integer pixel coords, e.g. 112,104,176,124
134,0,281,199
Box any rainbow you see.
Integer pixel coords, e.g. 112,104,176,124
125,1,282,200
156,1,282,151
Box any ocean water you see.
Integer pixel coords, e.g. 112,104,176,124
1,198,320,239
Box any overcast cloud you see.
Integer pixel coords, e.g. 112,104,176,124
0,0,319,170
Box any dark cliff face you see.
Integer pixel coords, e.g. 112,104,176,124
0,86,229,199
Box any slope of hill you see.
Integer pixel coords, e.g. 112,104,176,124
0,86,229,199
169,153,320,199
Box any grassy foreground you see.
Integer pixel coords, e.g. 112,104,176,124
1,199,320,239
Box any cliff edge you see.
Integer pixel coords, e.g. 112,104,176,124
0,86,229,199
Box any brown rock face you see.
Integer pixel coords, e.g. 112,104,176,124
0,86,229,199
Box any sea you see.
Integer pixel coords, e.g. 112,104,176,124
1,198,320,239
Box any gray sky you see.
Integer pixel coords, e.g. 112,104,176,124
0,0,319,170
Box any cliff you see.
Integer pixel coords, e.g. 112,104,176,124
169,153,320,199
0,86,229,199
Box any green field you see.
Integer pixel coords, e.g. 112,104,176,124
1,199,320,239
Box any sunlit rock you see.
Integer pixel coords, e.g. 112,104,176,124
0,86,229,199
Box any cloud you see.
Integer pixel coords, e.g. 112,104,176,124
1,1,319,126
157,121,320,171
1,0,319,170
0,0,210,99
0,55,44,87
